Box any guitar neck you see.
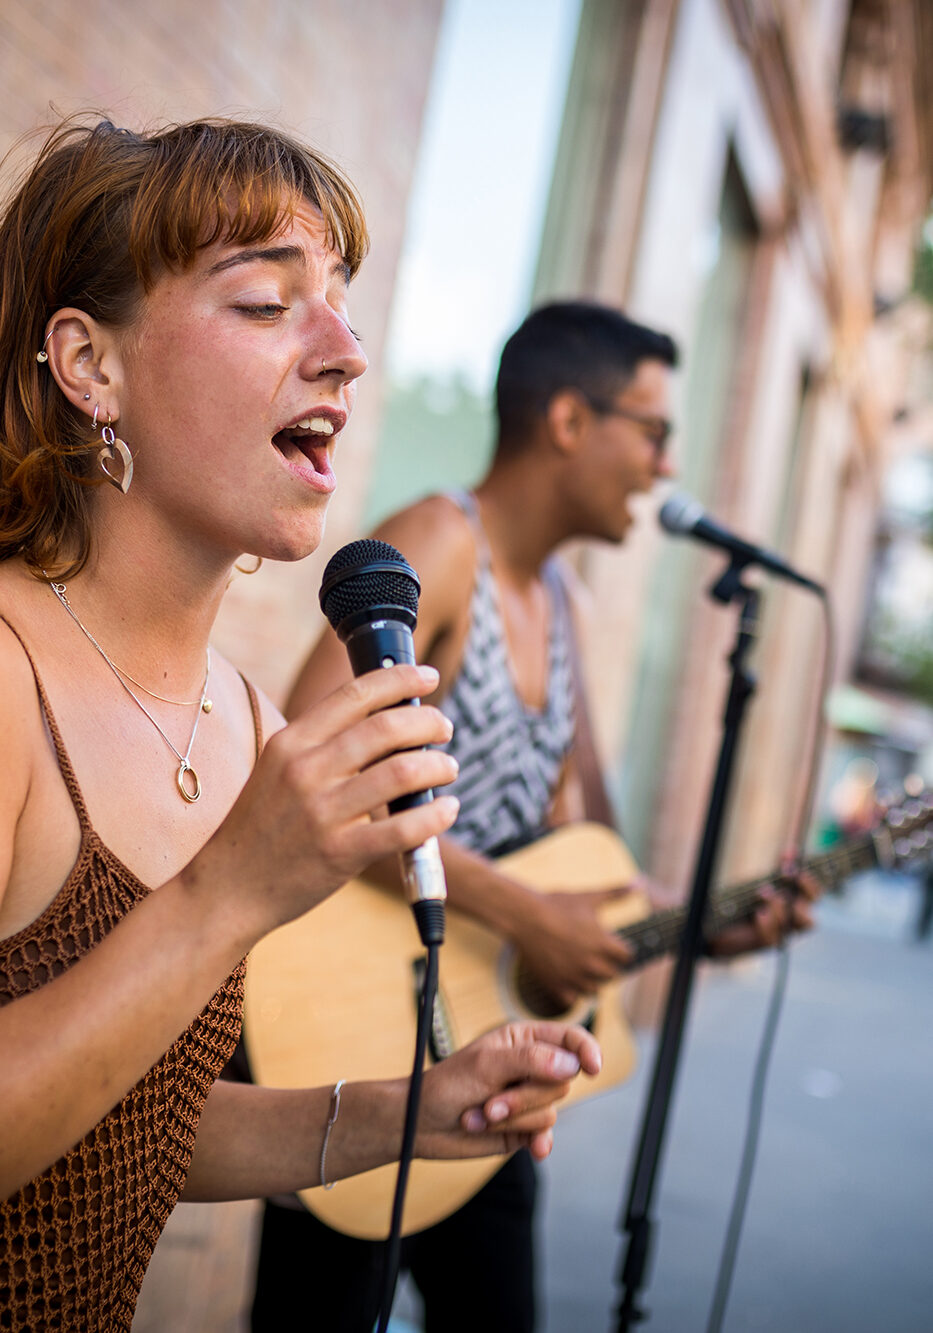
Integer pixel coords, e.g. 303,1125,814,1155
619,831,880,969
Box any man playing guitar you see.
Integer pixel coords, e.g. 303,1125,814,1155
260,303,818,1332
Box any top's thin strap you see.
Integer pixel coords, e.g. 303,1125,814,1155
0,614,93,833
544,566,618,832
239,674,264,761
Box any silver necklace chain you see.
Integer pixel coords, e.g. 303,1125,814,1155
46,577,211,803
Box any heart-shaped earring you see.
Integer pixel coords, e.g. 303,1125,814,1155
97,419,134,494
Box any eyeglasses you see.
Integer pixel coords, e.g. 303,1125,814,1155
588,400,673,453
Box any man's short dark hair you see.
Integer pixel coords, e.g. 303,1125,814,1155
494,301,678,454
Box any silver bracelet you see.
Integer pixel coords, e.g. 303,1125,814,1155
319,1078,346,1190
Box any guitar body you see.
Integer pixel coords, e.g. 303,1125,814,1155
243,822,646,1239
242,790,933,1237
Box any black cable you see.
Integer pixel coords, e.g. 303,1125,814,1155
705,941,790,1333
376,938,441,1333
704,592,835,1333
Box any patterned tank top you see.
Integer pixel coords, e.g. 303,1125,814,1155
0,620,256,1331
441,492,577,857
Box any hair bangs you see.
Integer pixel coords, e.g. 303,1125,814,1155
128,121,369,289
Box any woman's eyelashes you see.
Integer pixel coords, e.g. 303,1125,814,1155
231,307,360,339
234,302,289,320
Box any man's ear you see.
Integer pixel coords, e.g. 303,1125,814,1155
545,389,592,457
42,309,125,428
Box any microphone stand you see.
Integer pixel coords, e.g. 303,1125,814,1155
613,560,761,1331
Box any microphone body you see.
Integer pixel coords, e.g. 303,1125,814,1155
658,492,824,594
319,541,448,930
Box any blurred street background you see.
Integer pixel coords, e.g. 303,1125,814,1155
533,868,933,1333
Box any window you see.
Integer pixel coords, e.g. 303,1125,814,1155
364,0,582,526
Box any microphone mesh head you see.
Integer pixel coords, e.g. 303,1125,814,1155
319,538,420,630
658,491,703,536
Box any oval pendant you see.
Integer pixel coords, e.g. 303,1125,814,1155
177,761,202,803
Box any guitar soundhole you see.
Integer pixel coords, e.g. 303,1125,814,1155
518,978,569,1019
513,959,595,1027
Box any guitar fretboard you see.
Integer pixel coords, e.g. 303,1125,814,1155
619,830,880,969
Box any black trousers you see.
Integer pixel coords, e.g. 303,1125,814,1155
250,1151,538,1333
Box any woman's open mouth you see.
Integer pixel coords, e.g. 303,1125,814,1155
272,417,339,492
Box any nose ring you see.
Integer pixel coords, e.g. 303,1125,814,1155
321,358,327,374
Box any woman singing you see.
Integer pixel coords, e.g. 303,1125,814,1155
0,116,599,1329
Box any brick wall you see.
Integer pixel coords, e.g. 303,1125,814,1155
0,0,444,703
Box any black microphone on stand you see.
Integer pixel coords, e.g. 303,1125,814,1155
659,491,825,595
319,537,447,947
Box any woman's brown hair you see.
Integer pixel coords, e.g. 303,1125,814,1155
0,115,369,578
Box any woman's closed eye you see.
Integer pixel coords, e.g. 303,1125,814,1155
235,303,290,320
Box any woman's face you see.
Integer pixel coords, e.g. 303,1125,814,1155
115,200,368,566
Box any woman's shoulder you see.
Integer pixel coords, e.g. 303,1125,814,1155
0,587,55,908
0,572,52,732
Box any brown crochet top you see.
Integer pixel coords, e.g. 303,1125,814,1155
0,624,260,1331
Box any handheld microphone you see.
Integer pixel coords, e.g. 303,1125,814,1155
658,491,825,594
319,538,447,945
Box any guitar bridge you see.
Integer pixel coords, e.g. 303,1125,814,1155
412,957,457,1063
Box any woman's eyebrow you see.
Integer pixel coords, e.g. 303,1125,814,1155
206,246,350,285
206,244,307,276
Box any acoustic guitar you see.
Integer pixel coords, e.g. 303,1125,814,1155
243,794,932,1239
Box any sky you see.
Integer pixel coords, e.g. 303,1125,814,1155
385,0,582,394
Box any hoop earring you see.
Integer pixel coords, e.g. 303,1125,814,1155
36,328,55,363
97,414,134,494
234,555,263,576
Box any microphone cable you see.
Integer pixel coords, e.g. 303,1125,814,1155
705,590,835,1333
376,931,442,1333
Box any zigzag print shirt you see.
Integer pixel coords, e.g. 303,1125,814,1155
441,492,577,857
